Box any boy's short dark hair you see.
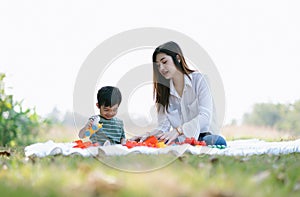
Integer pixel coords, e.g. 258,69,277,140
97,86,122,107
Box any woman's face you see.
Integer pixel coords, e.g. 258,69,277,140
155,53,178,79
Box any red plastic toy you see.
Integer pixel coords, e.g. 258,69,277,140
73,140,99,149
182,137,207,146
124,136,206,149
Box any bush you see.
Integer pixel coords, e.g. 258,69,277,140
0,73,49,146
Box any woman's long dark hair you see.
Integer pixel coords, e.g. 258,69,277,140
152,41,194,112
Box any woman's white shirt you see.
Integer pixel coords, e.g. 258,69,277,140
157,72,215,140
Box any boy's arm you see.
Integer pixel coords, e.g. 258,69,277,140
78,126,87,138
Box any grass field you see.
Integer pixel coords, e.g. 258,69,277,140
1,125,300,197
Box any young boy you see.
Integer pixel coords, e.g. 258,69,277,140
79,86,126,145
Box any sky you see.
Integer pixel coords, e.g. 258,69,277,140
1,0,300,126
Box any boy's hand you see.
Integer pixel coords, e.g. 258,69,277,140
129,136,142,142
130,135,147,142
130,130,163,142
78,119,95,138
86,119,94,128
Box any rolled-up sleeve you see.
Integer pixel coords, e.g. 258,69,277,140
156,107,171,133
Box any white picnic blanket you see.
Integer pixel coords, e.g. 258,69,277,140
24,138,300,157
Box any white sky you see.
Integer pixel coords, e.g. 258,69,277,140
1,0,300,125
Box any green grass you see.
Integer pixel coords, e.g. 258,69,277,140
1,147,300,197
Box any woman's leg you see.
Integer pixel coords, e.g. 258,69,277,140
203,135,227,146
198,132,212,141
198,132,227,146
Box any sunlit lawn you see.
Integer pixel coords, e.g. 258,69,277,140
1,146,300,197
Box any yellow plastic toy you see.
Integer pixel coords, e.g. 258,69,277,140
157,141,167,148
84,117,103,138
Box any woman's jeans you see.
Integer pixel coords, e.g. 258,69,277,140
198,132,227,146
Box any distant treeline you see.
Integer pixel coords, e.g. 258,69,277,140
243,100,300,134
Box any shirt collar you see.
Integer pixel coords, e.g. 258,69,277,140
170,73,193,96
185,73,193,87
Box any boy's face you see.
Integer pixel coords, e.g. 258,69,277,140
97,103,119,120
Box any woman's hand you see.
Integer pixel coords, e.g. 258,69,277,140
157,129,179,145
130,130,162,142
129,135,147,142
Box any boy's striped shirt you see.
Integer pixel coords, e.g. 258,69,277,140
89,115,125,145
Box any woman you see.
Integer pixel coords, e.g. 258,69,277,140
134,41,226,146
